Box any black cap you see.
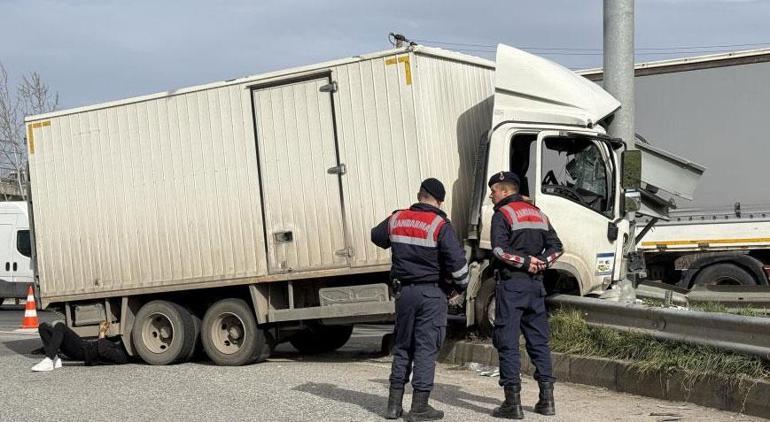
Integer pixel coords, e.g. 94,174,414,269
420,178,446,202
488,171,520,188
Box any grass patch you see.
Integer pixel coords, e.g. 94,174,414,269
549,308,770,384
689,302,769,317
640,298,769,317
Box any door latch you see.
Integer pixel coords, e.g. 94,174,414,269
327,164,346,175
273,231,293,243
335,247,354,258
319,81,337,93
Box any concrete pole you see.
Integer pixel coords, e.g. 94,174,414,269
603,0,636,149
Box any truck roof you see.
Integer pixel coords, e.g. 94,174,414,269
0,201,27,215
25,45,494,123
579,47,770,80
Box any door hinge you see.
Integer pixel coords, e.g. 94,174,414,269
327,163,346,175
319,81,338,93
335,247,354,258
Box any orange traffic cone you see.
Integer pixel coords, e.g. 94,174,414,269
20,286,39,330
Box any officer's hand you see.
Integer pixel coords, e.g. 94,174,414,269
529,256,546,273
448,290,466,308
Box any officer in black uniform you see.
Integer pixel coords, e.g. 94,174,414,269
371,178,469,422
487,171,563,419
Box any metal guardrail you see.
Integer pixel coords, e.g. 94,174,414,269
547,294,770,360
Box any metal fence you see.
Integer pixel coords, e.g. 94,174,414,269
547,294,770,360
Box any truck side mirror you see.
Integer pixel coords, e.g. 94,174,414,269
623,190,641,213
622,150,642,189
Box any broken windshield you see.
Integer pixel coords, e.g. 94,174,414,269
541,136,614,217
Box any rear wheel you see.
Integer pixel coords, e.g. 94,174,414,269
474,277,496,338
201,298,273,366
289,324,353,355
131,300,197,365
693,263,757,287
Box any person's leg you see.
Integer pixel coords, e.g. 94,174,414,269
493,282,525,388
32,323,62,371
387,286,418,419
520,294,554,383
56,324,86,361
492,279,527,419
37,322,61,360
521,286,555,416
407,284,446,421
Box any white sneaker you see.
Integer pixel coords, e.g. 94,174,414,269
31,357,55,372
54,356,62,369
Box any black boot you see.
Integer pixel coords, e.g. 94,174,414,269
386,387,404,419
406,390,443,421
534,381,555,416
492,385,524,419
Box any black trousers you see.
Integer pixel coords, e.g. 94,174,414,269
493,275,555,386
38,322,86,361
389,283,447,392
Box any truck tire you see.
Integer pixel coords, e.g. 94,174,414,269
131,300,197,365
289,324,353,355
201,298,272,366
185,310,202,361
693,263,757,286
474,277,496,338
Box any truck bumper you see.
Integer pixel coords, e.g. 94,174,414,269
0,279,31,299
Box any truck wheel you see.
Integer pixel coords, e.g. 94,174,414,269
289,324,353,355
185,310,202,361
201,298,273,366
693,263,757,286
474,277,496,338
131,300,197,365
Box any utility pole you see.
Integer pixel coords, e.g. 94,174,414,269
603,0,635,149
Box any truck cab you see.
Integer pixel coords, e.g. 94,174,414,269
464,46,702,334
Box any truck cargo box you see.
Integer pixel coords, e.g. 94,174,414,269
25,46,495,305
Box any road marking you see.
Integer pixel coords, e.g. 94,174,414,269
0,329,38,335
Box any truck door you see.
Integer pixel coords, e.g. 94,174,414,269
535,131,621,291
252,75,350,273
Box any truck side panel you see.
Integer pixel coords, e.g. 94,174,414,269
28,84,269,298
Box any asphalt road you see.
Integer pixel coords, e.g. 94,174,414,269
0,306,759,421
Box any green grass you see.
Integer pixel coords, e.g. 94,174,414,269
641,298,769,317
549,308,769,384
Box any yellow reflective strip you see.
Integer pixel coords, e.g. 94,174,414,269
385,55,412,85
398,56,412,85
641,237,770,247
26,120,51,154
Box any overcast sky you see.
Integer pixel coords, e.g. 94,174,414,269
2,0,769,109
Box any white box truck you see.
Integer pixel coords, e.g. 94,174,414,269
25,44,698,364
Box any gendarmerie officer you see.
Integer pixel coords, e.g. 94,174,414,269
488,171,563,419
371,178,468,421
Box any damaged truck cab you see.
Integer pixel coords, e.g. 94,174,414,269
463,46,702,334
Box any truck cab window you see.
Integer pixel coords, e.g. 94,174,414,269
541,137,614,217
509,133,538,198
17,229,31,258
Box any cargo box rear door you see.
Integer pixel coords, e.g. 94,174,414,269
252,75,350,273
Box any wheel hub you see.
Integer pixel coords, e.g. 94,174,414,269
211,312,246,355
141,312,175,354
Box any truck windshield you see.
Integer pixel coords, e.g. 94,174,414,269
540,136,614,217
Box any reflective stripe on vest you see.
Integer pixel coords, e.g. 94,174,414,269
500,202,550,231
388,210,446,248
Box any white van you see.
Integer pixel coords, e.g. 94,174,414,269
0,202,33,306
